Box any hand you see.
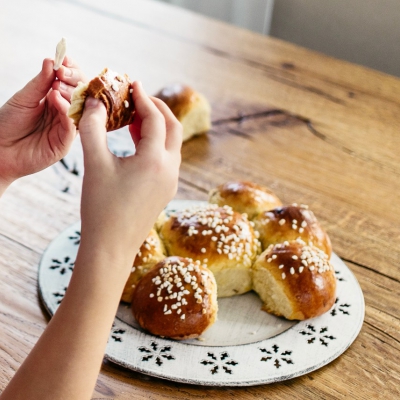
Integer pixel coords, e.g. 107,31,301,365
0,56,86,190
79,81,182,265
0,83,181,400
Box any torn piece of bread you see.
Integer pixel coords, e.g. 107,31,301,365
68,68,135,131
252,240,336,320
155,84,211,142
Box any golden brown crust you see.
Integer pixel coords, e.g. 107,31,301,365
131,256,218,339
86,68,135,131
209,181,282,220
159,203,260,297
252,240,337,320
121,229,166,303
154,83,211,142
253,204,332,257
154,84,197,120
69,68,135,131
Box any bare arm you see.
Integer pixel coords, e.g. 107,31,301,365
0,82,182,399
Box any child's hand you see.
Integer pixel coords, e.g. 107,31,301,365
0,81,181,400
78,81,182,265
0,57,86,189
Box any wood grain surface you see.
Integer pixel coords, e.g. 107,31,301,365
0,0,399,398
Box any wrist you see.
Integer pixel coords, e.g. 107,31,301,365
79,215,156,269
76,233,140,277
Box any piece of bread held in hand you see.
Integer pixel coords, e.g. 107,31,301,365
252,240,336,320
154,84,211,142
68,68,135,131
132,256,218,340
121,228,167,303
209,181,283,220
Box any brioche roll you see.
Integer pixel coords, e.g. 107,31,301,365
68,68,135,131
252,240,336,320
253,204,332,257
209,181,282,220
132,256,218,339
155,84,211,142
121,228,166,303
160,203,260,297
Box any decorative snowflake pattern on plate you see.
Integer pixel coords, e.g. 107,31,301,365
200,352,238,375
111,328,126,342
68,231,81,245
298,324,336,346
335,270,346,282
330,298,351,316
52,287,68,304
138,341,175,366
49,257,74,275
258,344,293,369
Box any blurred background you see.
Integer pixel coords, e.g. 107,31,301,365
159,0,400,77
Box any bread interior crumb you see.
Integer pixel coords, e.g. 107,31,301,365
252,266,293,318
67,81,89,127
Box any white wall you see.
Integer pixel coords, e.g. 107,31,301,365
161,0,275,34
270,0,400,77
158,0,400,77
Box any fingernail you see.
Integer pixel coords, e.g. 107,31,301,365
59,81,67,91
64,67,72,77
85,97,100,109
136,80,142,89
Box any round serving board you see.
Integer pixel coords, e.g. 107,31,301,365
38,200,364,386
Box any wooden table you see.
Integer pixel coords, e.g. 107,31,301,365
1,0,399,398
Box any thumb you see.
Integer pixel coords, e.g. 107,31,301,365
79,97,110,166
13,58,54,107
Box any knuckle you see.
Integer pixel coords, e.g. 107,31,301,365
153,111,166,124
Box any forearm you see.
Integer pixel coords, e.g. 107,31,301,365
0,79,182,400
0,241,136,400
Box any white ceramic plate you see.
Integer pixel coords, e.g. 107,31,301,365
38,200,365,386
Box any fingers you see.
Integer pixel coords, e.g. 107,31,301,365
149,97,183,153
130,81,166,154
62,55,79,69
54,56,87,104
78,97,110,167
128,115,142,148
56,58,87,87
52,79,75,102
51,88,70,115
48,90,77,155
12,58,55,107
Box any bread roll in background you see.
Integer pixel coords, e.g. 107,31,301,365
253,204,332,257
132,256,218,340
160,203,261,297
68,68,135,131
154,84,211,142
121,228,166,303
252,240,336,320
209,181,282,220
